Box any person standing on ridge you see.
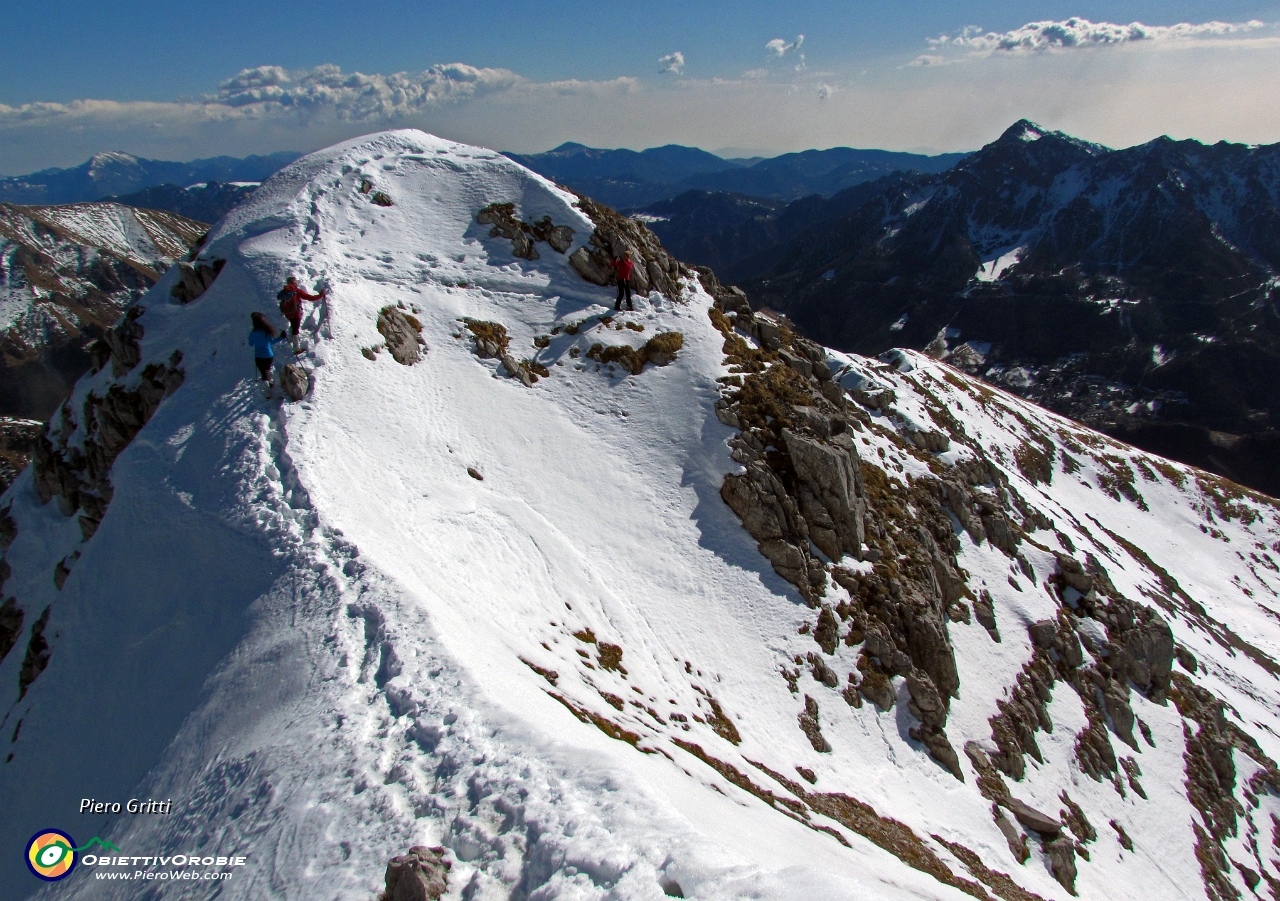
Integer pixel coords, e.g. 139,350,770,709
249,312,289,393
610,253,635,312
278,276,327,351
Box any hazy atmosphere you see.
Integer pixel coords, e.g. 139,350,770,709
4,0,1280,172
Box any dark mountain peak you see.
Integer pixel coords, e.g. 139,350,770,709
952,120,1107,189
997,119,1051,143
991,119,1108,155
546,142,592,156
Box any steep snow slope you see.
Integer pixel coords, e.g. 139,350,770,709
1,130,1278,901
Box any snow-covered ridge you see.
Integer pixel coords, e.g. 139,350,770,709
0,129,1277,901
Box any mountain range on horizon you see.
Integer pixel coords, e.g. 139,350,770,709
2,128,1279,901
626,120,1280,497
506,142,970,208
0,142,968,213
0,151,302,206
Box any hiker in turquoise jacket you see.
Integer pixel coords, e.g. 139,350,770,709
249,312,289,384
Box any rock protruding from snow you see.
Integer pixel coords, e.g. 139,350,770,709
0,597,22,667
383,846,450,901
280,363,310,401
94,305,147,377
377,307,425,365
34,348,184,539
1005,798,1061,836
570,194,690,299
476,202,575,261
170,258,225,303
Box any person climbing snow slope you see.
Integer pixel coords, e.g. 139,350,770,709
610,253,634,312
278,276,327,350
249,312,289,394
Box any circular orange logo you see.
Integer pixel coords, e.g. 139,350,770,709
26,830,77,881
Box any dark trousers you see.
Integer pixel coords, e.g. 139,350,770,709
286,316,301,337
255,357,273,381
615,279,633,309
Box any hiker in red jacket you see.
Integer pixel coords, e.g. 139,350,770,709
610,253,635,311
278,276,327,350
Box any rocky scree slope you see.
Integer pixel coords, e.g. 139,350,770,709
0,130,1277,901
743,120,1280,495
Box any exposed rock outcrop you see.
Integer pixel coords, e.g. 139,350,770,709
705,287,983,777
0,596,23,666
377,306,425,366
461,319,509,359
92,305,147,377
169,258,225,303
34,342,184,541
0,420,41,493
17,605,51,699
280,364,310,401
382,846,449,901
569,194,690,300
476,202,574,261
586,332,684,375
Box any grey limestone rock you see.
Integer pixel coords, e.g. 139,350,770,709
501,355,534,387
377,307,424,366
1044,836,1078,893
170,258,224,303
1028,620,1058,649
907,611,960,701
782,429,866,561
569,247,611,286
17,605,51,698
510,230,539,260
903,425,950,453
1005,798,1062,836
798,695,831,752
280,364,310,401
1056,554,1094,594
994,806,1030,862
0,504,16,552
384,846,450,901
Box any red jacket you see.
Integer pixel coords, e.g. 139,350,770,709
610,258,634,281
279,283,323,319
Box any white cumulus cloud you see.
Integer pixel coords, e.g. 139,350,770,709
212,63,522,118
817,84,835,100
766,35,804,57
920,17,1268,61
658,52,685,75
0,63,639,172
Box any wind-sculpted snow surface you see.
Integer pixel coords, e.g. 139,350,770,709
0,130,1278,901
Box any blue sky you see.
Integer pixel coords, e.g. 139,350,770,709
3,1,1280,173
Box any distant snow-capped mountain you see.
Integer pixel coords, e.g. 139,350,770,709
0,151,300,205
740,120,1280,495
1,130,1278,901
0,202,206,420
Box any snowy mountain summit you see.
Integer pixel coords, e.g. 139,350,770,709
2,130,1280,901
